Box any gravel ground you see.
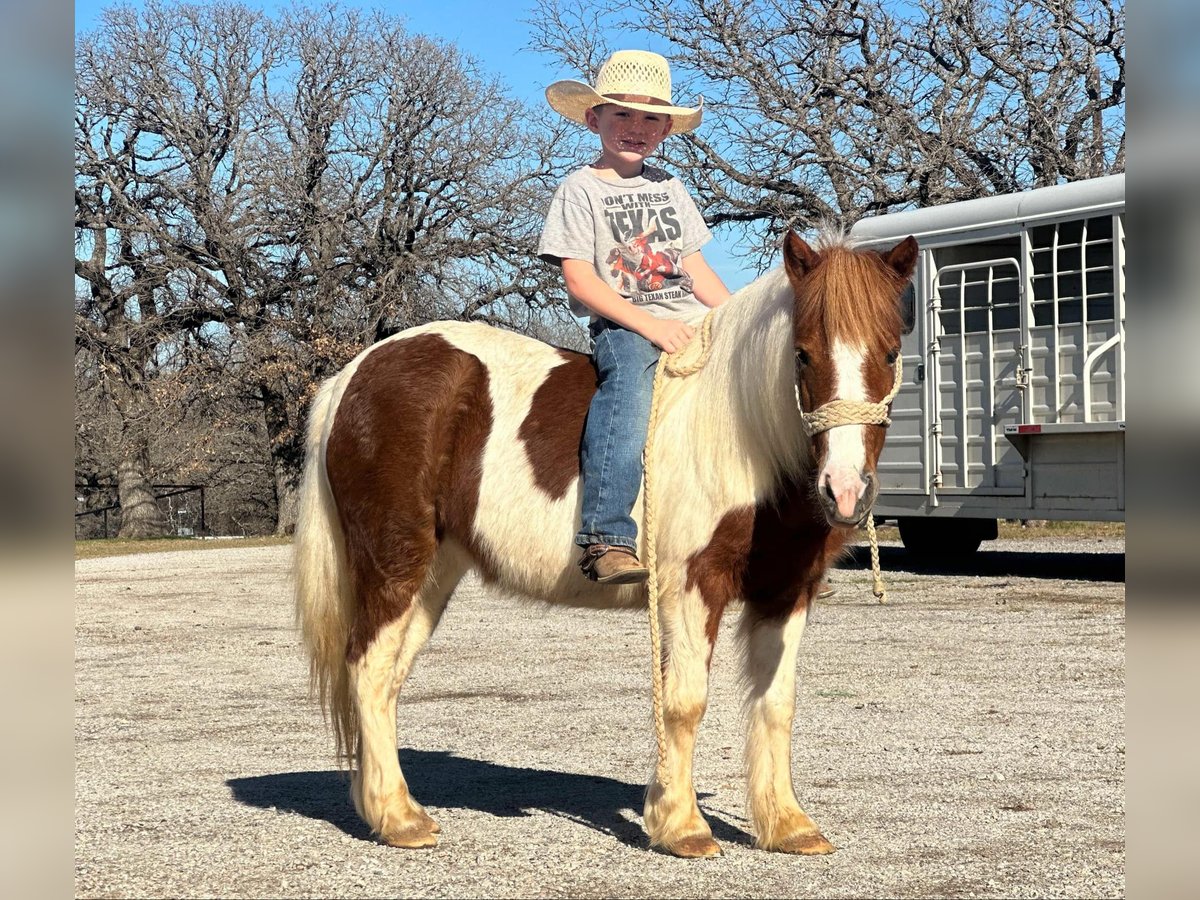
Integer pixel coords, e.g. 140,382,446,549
75,536,1124,898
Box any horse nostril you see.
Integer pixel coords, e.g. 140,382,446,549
823,475,836,502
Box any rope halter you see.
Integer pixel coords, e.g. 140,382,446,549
794,353,904,602
801,352,902,436
797,353,903,438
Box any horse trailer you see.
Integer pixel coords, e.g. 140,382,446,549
849,174,1125,555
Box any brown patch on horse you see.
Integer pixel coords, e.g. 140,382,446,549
326,333,495,662
666,834,723,858
685,478,852,656
773,831,837,855
784,234,912,351
860,350,896,465
519,349,597,500
685,507,753,655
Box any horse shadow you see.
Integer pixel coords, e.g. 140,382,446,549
227,749,753,849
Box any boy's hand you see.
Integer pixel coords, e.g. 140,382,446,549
641,318,695,354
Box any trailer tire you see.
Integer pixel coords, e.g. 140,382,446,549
898,517,998,558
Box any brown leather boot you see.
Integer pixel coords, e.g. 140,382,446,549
579,545,650,584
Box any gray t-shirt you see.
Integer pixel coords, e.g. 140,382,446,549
538,165,712,322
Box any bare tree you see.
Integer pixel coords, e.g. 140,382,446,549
246,8,577,528
76,1,575,535
75,1,281,537
530,0,1124,266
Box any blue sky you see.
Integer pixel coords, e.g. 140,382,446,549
74,0,756,288
75,1,569,106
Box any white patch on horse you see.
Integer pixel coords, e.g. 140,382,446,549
429,324,606,602
821,339,869,520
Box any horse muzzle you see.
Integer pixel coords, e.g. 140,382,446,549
818,468,878,528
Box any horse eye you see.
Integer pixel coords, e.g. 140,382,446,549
795,348,811,367
886,349,899,365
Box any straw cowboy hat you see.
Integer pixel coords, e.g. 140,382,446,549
545,50,703,135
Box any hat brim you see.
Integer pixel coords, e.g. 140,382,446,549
545,80,703,135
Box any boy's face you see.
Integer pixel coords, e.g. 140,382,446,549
585,100,673,172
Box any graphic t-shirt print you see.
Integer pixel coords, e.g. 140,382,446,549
600,192,695,304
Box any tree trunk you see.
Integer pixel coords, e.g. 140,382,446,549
259,380,302,536
273,460,301,537
116,446,168,539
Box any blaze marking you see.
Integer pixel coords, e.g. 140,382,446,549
822,339,868,517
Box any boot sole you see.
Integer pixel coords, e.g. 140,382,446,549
594,568,650,585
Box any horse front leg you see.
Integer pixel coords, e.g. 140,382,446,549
740,601,835,854
643,586,722,858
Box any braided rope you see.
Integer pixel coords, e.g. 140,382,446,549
662,311,714,377
864,513,887,603
642,310,716,788
799,354,903,437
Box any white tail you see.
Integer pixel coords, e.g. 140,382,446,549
293,377,357,761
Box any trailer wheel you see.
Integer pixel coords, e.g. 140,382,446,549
897,517,998,558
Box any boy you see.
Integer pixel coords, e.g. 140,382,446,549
538,50,731,584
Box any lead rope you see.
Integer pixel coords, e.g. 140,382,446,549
642,312,715,788
864,514,887,602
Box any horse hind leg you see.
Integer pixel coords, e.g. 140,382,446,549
349,544,468,848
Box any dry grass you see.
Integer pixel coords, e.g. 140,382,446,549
75,535,292,560
997,520,1125,539
872,520,1124,541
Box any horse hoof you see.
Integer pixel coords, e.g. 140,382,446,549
379,824,438,849
771,831,835,855
420,813,441,834
665,834,723,858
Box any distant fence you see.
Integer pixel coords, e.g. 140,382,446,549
75,484,207,539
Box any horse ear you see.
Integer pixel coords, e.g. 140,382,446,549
880,235,918,280
783,231,820,279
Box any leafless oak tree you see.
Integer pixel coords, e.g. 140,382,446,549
530,0,1125,266
76,1,574,535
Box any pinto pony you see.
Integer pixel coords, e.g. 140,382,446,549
294,232,918,857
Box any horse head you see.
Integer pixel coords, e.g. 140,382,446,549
782,231,918,528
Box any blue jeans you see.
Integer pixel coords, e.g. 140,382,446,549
575,321,661,551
